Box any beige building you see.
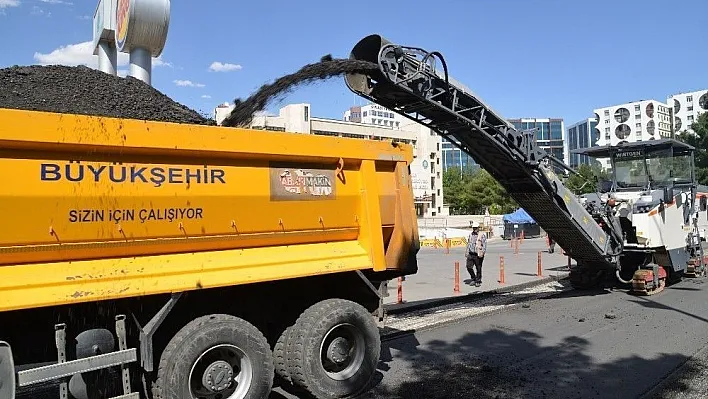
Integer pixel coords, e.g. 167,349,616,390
214,102,447,217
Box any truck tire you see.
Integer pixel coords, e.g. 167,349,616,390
274,325,293,384
153,314,274,399
286,299,380,399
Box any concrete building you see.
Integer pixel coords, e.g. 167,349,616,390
594,100,674,146
215,102,447,217
592,99,674,170
341,104,445,217
667,89,708,134
343,104,405,129
566,117,599,169
508,118,566,164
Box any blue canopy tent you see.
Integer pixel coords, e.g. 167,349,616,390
502,208,540,239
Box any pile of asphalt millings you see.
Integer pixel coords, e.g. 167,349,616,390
0,65,214,125
220,54,378,128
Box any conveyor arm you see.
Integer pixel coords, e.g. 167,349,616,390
344,34,623,268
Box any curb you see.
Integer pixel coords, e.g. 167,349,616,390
384,272,570,316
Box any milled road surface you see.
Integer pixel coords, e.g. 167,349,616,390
273,274,708,398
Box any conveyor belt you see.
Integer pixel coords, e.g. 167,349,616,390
344,34,623,268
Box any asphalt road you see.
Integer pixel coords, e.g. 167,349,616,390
274,273,708,399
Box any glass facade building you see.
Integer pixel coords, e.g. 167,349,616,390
566,118,599,169
441,139,479,172
441,117,566,173
507,118,566,163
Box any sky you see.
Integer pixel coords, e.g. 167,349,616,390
1,0,707,124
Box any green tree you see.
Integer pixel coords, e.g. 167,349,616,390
565,164,596,195
564,163,607,195
442,167,517,215
675,112,708,185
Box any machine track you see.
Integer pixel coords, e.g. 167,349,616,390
684,257,707,278
631,267,667,296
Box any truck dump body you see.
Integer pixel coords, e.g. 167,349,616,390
0,108,419,312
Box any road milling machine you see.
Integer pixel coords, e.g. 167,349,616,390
343,34,708,296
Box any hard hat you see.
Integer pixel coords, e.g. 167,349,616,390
472,221,480,228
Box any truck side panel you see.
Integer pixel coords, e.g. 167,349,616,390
0,157,363,261
0,108,418,311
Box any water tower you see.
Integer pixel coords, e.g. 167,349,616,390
92,0,118,75
93,0,170,85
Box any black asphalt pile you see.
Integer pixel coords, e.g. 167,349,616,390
0,65,213,125
220,54,378,128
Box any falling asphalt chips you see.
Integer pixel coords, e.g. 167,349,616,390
0,65,213,125
220,54,378,128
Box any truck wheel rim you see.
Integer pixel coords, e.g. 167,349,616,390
189,344,253,399
319,323,366,381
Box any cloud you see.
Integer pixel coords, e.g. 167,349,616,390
174,80,205,88
0,0,19,13
33,41,173,69
0,0,20,8
153,58,172,68
40,0,72,4
31,6,50,16
76,15,90,20
208,61,242,72
201,94,212,99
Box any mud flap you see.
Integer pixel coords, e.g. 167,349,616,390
0,341,16,399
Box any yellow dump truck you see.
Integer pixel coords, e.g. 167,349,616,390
0,108,419,399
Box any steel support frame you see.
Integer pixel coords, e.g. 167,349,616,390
2,292,183,399
0,341,15,399
355,270,387,325
133,292,182,373
375,44,549,170
347,37,621,268
12,315,138,399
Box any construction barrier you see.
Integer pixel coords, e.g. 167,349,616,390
499,255,505,284
420,237,468,249
397,276,403,304
420,238,444,248
537,251,543,277
449,237,468,247
454,261,460,294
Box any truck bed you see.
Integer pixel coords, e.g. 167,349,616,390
0,108,419,311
